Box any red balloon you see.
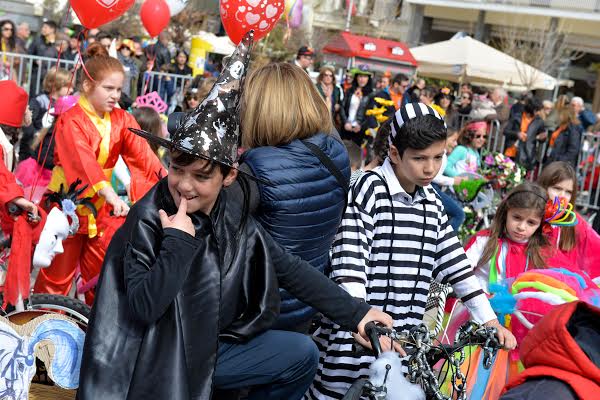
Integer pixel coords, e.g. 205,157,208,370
71,0,135,30
141,0,171,37
220,0,284,44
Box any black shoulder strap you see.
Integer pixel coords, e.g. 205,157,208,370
301,140,349,194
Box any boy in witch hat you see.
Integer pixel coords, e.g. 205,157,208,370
78,32,396,400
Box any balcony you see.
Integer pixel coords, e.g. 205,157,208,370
312,0,408,38
406,0,600,21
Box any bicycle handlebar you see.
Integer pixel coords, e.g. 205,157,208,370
7,203,40,223
364,321,385,357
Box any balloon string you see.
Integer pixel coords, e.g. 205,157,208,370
76,32,96,84
283,11,291,43
29,6,72,201
45,4,72,116
142,53,157,96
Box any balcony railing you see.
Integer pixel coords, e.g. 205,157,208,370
407,0,600,16
459,0,600,13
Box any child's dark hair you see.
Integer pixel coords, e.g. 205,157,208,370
169,150,232,177
537,161,577,251
372,120,391,164
390,114,446,158
524,97,543,116
420,86,437,100
343,140,362,171
479,182,549,269
132,107,163,155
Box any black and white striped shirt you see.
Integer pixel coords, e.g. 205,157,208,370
306,159,495,400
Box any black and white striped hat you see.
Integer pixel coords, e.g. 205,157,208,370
390,102,446,145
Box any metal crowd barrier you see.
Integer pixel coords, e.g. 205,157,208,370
0,51,76,95
1,52,194,107
576,133,600,213
484,119,505,154
139,71,194,113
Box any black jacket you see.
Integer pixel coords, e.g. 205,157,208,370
504,113,546,170
546,123,581,168
78,178,370,399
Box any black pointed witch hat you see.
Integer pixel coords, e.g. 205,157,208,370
130,31,254,171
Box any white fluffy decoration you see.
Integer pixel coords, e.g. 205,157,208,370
368,351,426,400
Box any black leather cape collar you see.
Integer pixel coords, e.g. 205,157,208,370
78,179,280,399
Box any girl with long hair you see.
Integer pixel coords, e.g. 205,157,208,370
538,161,600,280
33,42,166,303
443,182,549,399
545,109,581,167
316,65,344,126
340,65,373,145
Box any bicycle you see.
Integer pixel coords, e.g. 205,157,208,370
342,321,501,400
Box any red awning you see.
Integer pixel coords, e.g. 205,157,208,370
323,31,418,67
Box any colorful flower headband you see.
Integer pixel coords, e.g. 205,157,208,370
544,196,578,227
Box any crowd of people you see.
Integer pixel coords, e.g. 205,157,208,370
0,19,222,112
1,19,600,400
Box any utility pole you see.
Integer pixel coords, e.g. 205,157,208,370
345,0,354,31
344,0,354,69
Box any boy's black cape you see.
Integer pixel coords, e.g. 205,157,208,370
78,179,280,399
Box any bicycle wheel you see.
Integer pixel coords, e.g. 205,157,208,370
342,378,369,400
26,293,90,326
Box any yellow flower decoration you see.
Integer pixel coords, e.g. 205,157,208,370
374,97,395,107
366,107,386,116
376,115,389,123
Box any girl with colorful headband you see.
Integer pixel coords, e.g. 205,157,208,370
538,161,600,281
442,181,598,399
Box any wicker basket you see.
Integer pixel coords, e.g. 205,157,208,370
29,384,76,400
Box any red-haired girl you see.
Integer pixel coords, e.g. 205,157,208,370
33,43,165,303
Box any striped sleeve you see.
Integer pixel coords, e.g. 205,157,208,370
432,204,496,324
329,176,379,300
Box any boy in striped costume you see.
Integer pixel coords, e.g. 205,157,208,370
306,103,516,399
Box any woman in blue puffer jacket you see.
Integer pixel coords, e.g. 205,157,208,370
238,62,350,333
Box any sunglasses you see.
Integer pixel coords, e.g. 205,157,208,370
461,96,470,100
2,27,12,32
322,73,333,77
475,134,487,139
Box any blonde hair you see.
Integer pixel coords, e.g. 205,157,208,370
241,62,333,148
42,68,71,93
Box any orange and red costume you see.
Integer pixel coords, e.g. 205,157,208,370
0,149,24,233
33,97,166,303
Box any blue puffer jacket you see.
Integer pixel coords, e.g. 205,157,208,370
242,132,350,330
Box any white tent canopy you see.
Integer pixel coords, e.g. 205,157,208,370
410,36,560,91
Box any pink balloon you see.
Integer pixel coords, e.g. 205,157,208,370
289,0,303,28
141,0,171,37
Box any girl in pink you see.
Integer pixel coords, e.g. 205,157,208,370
538,161,600,281
443,182,549,399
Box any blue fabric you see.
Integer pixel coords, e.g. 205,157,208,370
214,330,319,400
242,133,350,329
579,109,597,130
432,183,465,232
